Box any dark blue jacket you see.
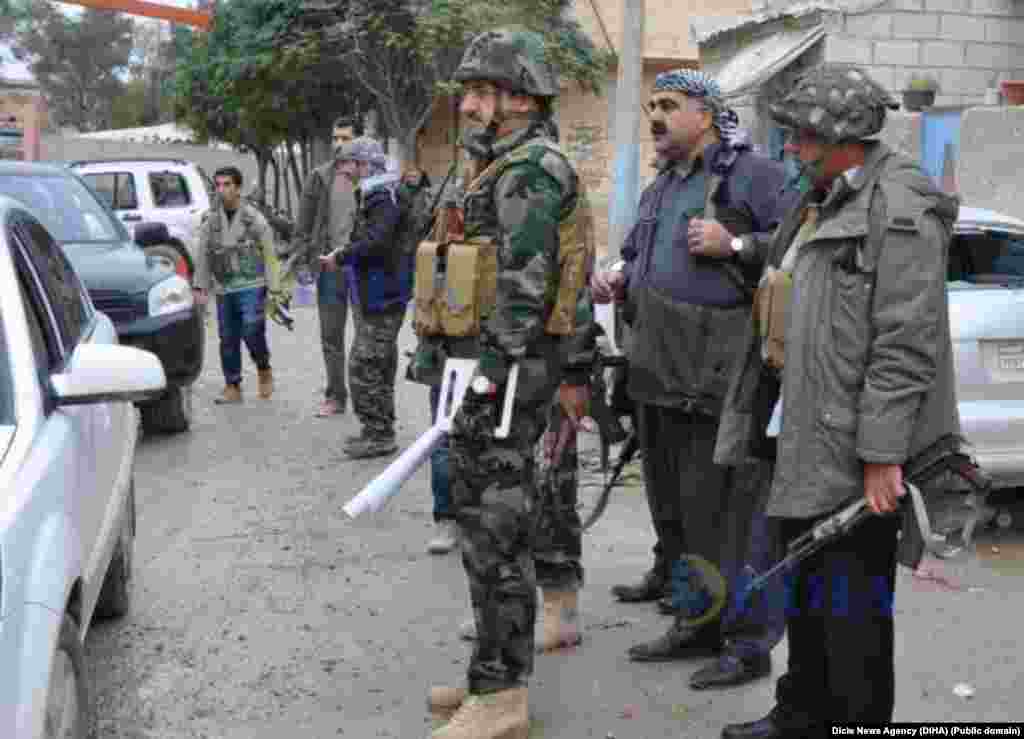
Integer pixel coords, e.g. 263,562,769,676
337,173,409,312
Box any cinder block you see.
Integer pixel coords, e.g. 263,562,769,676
845,12,895,39
884,0,925,10
892,11,942,38
927,0,970,11
827,34,874,64
971,0,1020,16
875,40,921,65
965,42,1014,67
941,67,997,93
986,17,1024,43
878,109,921,160
863,65,901,92
921,41,966,66
939,13,988,40
958,106,1024,220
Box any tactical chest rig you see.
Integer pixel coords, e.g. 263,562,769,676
413,141,594,339
205,204,262,285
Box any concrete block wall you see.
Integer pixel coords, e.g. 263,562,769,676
825,0,1024,107
957,105,1024,220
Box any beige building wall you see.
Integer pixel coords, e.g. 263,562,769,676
415,0,753,254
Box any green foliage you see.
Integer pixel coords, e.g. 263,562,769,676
17,2,133,131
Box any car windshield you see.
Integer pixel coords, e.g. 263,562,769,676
0,174,125,244
949,230,1024,287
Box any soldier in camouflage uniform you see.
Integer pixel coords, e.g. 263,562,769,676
421,29,595,739
194,166,284,404
319,137,407,459
716,65,960,737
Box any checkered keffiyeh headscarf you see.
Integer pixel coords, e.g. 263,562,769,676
653,69,743,145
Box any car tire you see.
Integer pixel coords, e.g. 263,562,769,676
43,614,92,739
144,243,192,281
140,384,193,435
94,479,135,621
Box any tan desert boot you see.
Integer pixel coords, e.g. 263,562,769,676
257,368,274,399
214,384,242,405
537,589,582,653
431,687,528,739
428,685,467,723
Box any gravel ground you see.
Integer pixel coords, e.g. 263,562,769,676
83,305,1024,738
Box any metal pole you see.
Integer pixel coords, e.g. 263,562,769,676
607,0,644,259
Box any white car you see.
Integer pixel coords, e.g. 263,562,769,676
68,158,215,280
599,204,1024,497
0,195,166,737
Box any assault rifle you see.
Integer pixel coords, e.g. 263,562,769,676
745,435,991,596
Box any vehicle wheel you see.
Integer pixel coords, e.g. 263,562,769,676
94,479,135,621
144,243,192,280
43,614,92,739
140,384,193,435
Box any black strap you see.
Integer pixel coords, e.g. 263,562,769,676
704,172,755,302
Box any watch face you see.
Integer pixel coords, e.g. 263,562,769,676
731,237,744,253
471,376,492,395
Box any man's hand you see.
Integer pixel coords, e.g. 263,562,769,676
319,250,339,272
688,218,735,259
864,462,904,515
558,382,592,431
590,269,625,305
192,287,209,306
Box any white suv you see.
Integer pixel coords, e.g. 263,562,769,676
69,158,215,279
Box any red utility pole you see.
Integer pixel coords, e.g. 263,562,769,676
59,0,213,30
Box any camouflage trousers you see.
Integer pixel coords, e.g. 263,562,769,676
348,304,404,437
450,392,563,693
534,404,584,591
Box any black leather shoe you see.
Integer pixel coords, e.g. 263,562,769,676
690,653,771,690
721,707,819,739
656,594,679,615
610,569,667,603
627,623,722,662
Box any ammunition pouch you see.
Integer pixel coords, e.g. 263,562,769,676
413,239,498,338
753,266,792,371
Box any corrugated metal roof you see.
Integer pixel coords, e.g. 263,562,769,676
690,0,887,45
0,42,37,88
716,24,826,98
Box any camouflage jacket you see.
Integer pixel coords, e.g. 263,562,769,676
194,201,281,296
714,142,961,518
464,120,595,390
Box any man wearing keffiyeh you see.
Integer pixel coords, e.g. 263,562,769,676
591,68,797,689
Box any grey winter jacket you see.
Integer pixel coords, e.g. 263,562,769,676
714,142,961,518
290,160,352,274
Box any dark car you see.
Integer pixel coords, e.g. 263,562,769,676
0,161,203,433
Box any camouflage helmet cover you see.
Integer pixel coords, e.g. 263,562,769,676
769,64,899,144
454,28,559,98
334,136,387,165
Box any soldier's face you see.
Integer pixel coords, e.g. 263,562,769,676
460,80,534,134
784,130,831,186
648,91,714,160
214,176,241,209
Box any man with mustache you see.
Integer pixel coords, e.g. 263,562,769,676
421,29,595,739
591,70,795,689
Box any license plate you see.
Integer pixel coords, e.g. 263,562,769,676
984,341,1024,381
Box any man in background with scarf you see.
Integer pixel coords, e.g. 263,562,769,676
591,69,796,689
320,136,407,459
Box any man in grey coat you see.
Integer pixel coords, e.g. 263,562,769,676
716,64,960,738
290,115,362,417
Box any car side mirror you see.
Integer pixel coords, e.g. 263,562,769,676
51,344,167,406
134,221,171,248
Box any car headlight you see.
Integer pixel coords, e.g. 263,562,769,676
148,275,194,317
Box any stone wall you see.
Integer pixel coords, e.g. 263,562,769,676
825,0,1024,107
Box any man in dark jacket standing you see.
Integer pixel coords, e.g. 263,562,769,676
320,136,407,459
291,115,362,417
716,65,960,737
590,69,794,688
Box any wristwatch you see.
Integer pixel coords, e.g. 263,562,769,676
730,236,745,257
471,375,494,395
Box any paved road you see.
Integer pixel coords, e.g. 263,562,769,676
85,304,1024,737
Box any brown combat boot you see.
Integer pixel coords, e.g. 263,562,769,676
428,685,467,724
537,589,582,653
257,367,273,399
214,384,242,405
431,687,528,739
